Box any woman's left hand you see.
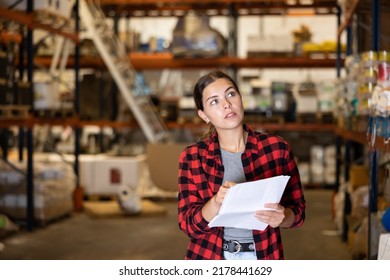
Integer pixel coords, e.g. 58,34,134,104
254,203,286,228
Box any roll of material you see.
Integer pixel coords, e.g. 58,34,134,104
117,185,141,214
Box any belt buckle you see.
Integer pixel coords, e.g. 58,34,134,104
232,240,241,254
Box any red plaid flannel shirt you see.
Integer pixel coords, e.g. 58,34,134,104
178,124,305,260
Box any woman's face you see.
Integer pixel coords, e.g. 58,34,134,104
197,78,244,131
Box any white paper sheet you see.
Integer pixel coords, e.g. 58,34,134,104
208,175,290,230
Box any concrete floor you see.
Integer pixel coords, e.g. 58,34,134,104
0,189,352,260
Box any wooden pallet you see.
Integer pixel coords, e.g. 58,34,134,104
84,194,118,202
0,105,30,119
83,199,167,218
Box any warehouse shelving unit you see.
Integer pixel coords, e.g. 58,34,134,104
335,0,390,259
0,1,81,230
94,0,342,188
1,0,344,229
97,0,338,19
1,0,343,129
33,53,339,69
90,0,342,134
90,2,390,259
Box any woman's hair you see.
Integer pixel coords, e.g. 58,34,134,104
193,69,240,111
193,69,241,138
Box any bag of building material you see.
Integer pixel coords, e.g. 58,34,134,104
0,213,19,238
171,12,225,58
117,185,141,214
0,213,19,252
0,157,76,223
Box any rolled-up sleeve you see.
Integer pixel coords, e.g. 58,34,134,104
281,144,306,228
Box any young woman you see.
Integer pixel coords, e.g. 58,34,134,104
178,69,306,260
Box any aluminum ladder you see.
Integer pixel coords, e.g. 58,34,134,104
78,0,170,143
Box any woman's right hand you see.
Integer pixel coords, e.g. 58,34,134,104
213,181,236,205
202,181,236,222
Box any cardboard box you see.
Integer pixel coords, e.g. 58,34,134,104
349,164,369,191
147,143,188,192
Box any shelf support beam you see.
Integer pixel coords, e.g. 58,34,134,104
26,0,35,231
73,0,83,212
368,0,381,260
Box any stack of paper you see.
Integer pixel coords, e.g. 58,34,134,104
208,175,290,230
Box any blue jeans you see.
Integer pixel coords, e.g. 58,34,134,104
224,251,257,260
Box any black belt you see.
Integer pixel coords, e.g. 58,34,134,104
223,240,255,254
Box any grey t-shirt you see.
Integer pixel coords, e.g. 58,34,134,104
220,148,254,243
